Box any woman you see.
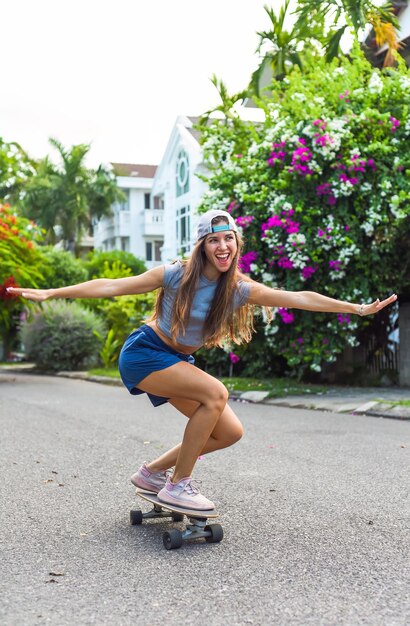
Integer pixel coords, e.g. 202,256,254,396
7,209,397,511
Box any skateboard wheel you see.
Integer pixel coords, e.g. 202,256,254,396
204,524,223,543
130,509,143,525
163,529,183,550
171,512,184,522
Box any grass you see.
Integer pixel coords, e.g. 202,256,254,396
88,368,326,398
89,367,120,378
377,398,410,407
0,361,32,367
220,377,327,398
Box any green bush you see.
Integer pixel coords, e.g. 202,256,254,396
80,260,155,354
84,250,146,279
20,300,105,371
38,247,88,289
198,51,410,377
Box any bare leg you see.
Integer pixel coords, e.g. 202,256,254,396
146,398,244,473
136,362,232,482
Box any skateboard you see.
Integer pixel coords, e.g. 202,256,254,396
130,489,223,550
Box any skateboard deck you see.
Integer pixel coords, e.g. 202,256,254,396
130,489,223,550
135,488,219,519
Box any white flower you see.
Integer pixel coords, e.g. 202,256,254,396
368,71,384,94
399,75,410,91
333,67,346,76
361,222,375,236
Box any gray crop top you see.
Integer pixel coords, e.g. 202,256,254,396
157,261,251,347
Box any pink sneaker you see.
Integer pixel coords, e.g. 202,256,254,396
157,476,215,511
131,462,170,493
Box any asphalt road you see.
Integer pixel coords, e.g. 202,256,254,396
1,372,409,626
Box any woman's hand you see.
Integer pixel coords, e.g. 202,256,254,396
358,294,397,317
6,287,51,302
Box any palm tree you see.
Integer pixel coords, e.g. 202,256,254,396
250,1,321,96
0,138,36,203
201,75,248,124
22,139,123,253
294,0,399,65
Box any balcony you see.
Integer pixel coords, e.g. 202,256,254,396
143,209,164,237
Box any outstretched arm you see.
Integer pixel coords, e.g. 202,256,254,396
6,265,165,302
247,282,397,317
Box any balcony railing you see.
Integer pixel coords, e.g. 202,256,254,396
144,209,164,236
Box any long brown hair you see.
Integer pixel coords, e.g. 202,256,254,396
151,217,266,347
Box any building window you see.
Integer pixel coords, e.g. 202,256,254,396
145,241,152,261
176,206,191,254
144,193,150,209
176,150,189,197
121,237,130,252
154,195,164,210
154,241,162,262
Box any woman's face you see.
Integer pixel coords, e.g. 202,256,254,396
203,229,238,275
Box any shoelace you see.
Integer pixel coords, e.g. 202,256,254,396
182,478,201,496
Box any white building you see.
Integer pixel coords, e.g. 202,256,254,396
151,115,208,262
93,116,208,265
93,163,164,268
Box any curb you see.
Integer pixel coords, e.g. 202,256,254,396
1,366,410,421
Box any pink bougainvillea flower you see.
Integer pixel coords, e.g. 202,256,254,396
302,266,316,280
316,183,332,196
229,352,241,364
339,90,350,102
367,159,376,170
278,308,295,324
337,314,351,325
278,257,294,270
227,200,239,213
235,215,254,228
314,133,333,147
329,260,342,272
239,251,258,273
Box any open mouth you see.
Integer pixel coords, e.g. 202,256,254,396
215,253,230,265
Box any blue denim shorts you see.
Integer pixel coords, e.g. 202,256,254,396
118,324,195,407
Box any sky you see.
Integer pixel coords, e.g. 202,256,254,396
1,0,292,168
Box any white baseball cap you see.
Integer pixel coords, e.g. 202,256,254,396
196,210,237,241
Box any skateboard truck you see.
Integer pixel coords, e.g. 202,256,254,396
131,490,223,550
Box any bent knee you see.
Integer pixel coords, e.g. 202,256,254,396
206,381,229,411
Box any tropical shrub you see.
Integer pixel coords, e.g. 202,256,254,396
81,260,155,357
0,202,44,357
198,52,410,376
84,250,146,279
20,300,105,371
38,247,88,289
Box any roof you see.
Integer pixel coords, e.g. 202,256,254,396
186,116,202,143
110,163,158,178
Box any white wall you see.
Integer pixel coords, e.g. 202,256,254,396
93,175,164,269
152,116,208,262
